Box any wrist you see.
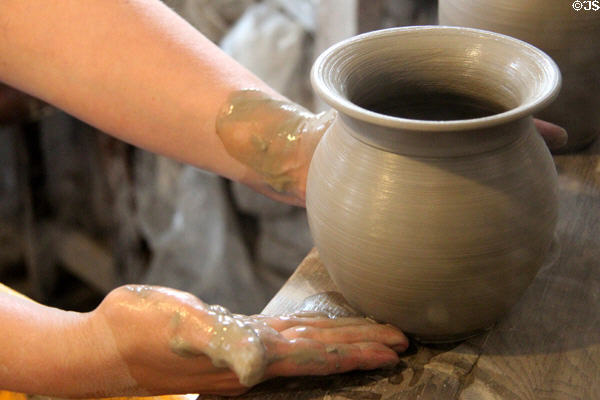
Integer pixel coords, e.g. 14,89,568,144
0,293,134,397
215,90,329,206
35,308,136,397
82,308,140,396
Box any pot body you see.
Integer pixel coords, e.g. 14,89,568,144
307,116,557,342
308,27,561,342
439,0,600,151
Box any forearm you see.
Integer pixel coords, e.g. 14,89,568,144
0,289,132,397
0,0,277,184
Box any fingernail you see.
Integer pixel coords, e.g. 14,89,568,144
392,343,409,353
546,127,568,150
553,127,569,148
384,324,410,351
380,362,398,369
380,356,400,369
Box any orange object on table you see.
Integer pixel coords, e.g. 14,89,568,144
0,391,27,400
0,392,195,400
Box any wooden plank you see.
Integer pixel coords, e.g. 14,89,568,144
52,228,118,294
233,139,600,399
15,121,57,301
93,132,145,283
262,249,335,316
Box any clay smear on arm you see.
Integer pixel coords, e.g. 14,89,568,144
216,89,334,194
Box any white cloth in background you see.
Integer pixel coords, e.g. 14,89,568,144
220,2,305,94
140,166,271,314
137,1,316,314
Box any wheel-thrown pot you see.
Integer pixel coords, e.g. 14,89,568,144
307,26,561,342
439,0,600,152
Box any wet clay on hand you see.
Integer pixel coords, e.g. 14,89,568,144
97,285,407,393
216,90,334,196
170,304,270,386
123,285,270,386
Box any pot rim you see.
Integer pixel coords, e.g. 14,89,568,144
311,25,562,132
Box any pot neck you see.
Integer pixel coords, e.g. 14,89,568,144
338,114,531,157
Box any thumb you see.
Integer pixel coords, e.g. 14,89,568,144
300,109,337,159
534,119,568,151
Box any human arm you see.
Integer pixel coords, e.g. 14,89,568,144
0,285,134,397
0,0,568,207
534,119,568,150
0,0,305,204
0,283,407,397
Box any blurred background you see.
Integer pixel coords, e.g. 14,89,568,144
0,0,435,314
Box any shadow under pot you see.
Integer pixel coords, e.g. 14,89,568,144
307,26,561,343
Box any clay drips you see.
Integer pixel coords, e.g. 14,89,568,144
124,285,268,386
199,305,268,386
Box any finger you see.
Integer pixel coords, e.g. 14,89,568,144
534,119,568,150
279,324,409,352
265,339,399,378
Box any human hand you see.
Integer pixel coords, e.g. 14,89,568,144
93,285,408,396
534,119,568,151
216,90,335,207
217,90,567,207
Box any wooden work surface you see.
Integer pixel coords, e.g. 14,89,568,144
228,139,600,400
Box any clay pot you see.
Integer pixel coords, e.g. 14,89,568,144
307,26,560,342
439,0,600,152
